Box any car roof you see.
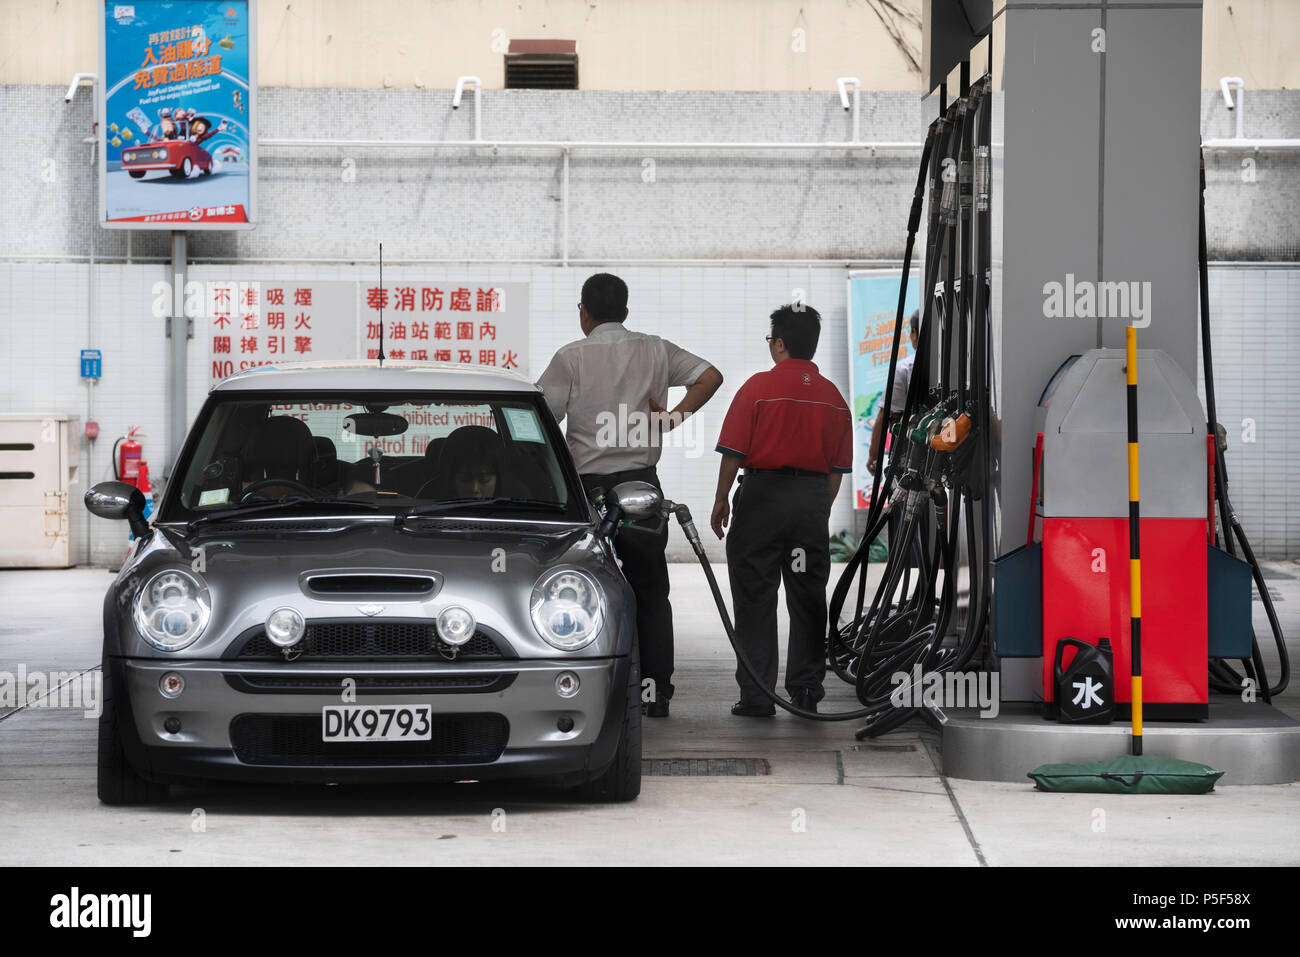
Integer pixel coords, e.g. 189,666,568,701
212,361,540,394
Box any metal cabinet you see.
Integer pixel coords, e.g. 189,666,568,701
0,414,82,567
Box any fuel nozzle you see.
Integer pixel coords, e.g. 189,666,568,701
930,412,973,451
975,145,990,212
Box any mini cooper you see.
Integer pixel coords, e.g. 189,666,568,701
85,362,661,804
121,139,214,179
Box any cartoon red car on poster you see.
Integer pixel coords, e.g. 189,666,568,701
121,139,214,179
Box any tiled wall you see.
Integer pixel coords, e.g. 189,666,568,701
1198,266,1300,558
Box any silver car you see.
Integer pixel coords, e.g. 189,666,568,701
85,362,660,804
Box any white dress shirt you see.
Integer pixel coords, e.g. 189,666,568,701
537,322,712,474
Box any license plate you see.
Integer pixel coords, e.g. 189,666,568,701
321,704,432,742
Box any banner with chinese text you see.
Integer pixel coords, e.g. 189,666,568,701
99,1,256,228
204,281,528,386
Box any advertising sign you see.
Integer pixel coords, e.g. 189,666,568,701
204,281,529,387
846,271,920,509
99,1,256,229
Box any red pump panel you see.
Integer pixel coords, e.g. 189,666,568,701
1042,516,1207,706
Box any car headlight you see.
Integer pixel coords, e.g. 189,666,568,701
530,569,605,651
132,569,211,652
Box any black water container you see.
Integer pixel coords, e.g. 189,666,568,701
1052,637,1115,724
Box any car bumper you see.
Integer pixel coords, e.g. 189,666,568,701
112,655,629,785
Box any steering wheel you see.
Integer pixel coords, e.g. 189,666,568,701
240,478,319,503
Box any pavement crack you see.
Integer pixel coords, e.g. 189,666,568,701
921,737,988,867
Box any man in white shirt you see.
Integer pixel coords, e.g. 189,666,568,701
537,273,723,717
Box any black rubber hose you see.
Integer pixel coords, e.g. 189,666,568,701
1197,145,1289,699
843,89,990,735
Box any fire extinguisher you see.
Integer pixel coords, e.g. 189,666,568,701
113,427,144,488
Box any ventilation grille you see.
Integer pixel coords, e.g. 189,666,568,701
505,39,578,90
306,574,436,595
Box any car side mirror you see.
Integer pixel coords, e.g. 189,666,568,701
85,481,150,537
608,481,662,519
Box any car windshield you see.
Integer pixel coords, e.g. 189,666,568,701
162,390,581,522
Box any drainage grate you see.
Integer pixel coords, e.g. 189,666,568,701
643,757,771,777
850,743,918,753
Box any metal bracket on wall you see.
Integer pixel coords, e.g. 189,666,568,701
164,316,194,339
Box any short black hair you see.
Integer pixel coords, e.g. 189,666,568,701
769,303,821,360
909,309,921,337
581,273,628,324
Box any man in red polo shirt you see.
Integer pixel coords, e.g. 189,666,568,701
711,303,852,716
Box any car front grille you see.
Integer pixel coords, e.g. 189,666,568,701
224,673,517,695
229,713,510,766
229,622,511,660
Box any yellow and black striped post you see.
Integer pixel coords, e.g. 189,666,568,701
1126,326,1144,756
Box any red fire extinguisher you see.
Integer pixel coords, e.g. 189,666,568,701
114,427,144,489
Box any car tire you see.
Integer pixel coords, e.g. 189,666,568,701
97,662,169,806
576,639,642,802
128,170,146,179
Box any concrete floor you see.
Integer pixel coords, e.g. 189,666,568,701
1,562,1297,866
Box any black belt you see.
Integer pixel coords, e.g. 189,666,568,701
745,467,827,479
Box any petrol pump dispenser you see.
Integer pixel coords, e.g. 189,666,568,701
994,347,1256,720
1040,349,1209,718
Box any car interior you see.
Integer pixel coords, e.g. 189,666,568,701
182,398,568,510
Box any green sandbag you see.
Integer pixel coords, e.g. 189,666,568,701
1028,754,1224,794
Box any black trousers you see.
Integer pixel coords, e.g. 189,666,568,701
580,466,674,700
726,471,832,704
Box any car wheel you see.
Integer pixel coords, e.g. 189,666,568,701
128,170,146,179
97,662,169,806
576,638,642,802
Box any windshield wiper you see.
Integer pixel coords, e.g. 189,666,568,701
400,497,568,520
187,497,384,530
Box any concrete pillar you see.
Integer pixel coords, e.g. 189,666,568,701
992,0,1204,558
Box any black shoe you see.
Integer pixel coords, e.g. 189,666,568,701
643,694,670,718
790,688,819,713
731,700,776,718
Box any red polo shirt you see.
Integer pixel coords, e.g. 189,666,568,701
716,359,853,474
